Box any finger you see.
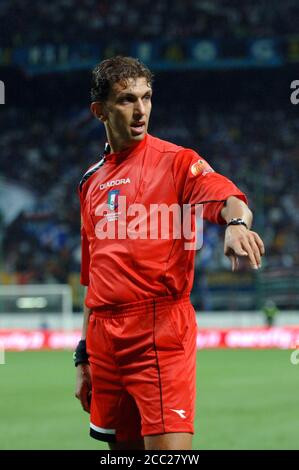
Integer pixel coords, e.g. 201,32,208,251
81,393,91,413
230,255,239,272
231,255,235,272
246,234,261,267
224,243,248,257
241,238,259,269
251,231,265,256
75,388,91,413
248,235,262,268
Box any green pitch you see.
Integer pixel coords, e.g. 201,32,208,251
0,349,298,450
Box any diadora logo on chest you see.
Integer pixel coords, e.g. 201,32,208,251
100,178,131,190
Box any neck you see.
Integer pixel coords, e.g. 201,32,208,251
106,132,144,154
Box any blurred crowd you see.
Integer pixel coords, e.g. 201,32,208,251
1,97,298,285
1,0,298,47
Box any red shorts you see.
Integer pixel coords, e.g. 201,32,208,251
86,293,197,443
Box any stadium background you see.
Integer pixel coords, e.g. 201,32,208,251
0,0,298,450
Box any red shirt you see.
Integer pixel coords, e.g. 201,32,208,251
79,134,247,308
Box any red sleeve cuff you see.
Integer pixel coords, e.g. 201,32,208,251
214,193,248,225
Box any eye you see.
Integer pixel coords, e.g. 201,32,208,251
118,96,134,104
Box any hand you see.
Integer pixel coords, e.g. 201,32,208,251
224,225,265,271
75,363,92,413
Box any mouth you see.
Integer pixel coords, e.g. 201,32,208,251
130,121,146,135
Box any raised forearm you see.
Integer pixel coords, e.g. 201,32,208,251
221,196,253,228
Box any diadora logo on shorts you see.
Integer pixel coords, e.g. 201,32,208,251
169,409,187,419
100,178,131,190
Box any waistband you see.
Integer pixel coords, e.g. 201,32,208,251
91,293,191,317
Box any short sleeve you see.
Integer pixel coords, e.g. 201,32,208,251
172,148,248,224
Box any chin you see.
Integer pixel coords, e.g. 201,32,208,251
131,132,146,141
134,134,144,141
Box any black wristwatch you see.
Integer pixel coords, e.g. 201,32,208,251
226,218,248,229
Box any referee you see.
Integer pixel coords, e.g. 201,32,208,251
74,56,265,450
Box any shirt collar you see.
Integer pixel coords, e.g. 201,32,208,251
104,134,148,162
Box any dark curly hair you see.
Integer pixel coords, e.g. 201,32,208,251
91,56,154,102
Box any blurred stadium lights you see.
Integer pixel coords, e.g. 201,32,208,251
2,37,290,75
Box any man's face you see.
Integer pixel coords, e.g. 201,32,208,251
102,77,152,151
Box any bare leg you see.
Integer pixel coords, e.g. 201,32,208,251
144,433,192,450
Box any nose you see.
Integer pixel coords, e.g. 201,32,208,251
133,98,145,117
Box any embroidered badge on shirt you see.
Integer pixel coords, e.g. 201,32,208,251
107,189,120,211
190,159,214,177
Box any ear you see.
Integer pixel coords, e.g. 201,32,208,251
90,102,107,122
